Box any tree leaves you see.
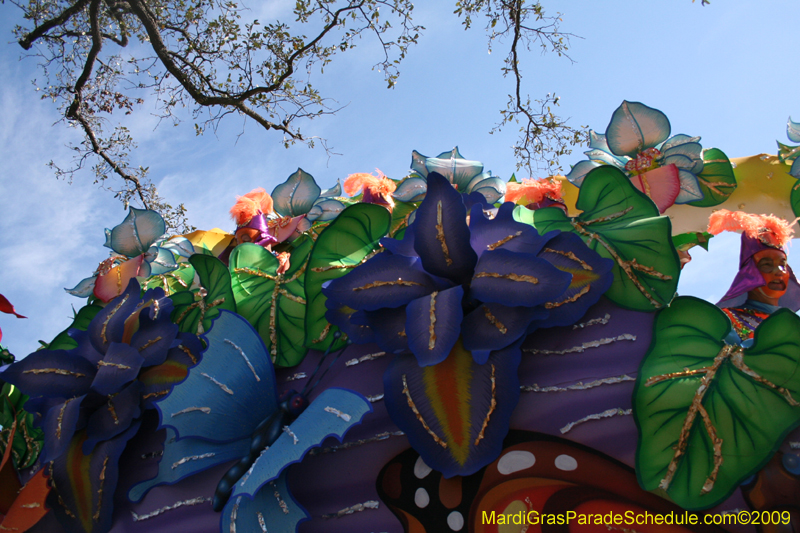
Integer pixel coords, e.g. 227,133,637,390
304,204,391,350
521,165,680,312
229,239,312,367
634,297,800,509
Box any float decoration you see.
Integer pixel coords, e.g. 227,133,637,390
777,117,800,163
523,164,680,311
229,237,313,367
169,254,236,336
688,148,738,208
304,203,392,351
407,147,507,204
272,169,347,229
634,296,800,510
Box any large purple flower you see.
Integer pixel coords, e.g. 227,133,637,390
323,172,613,366
0,280,201,533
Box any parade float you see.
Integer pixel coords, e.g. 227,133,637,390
1,101,800,533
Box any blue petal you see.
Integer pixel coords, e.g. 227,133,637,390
87,279,143,354
791,158,800,179
161,237,195,258
308,198,346,222
662,140,704,174
1,349,96,398
144,246,178,276
413,173,477,285
222,472,309,533
319,179,342,197
466,175,506,204
364,306,409,354
660,134,701,152
90,342,144,396
130,312,179,367
406,285,464,366
470,248,572,307
65,276,97,298
789,116,800,143
462,303,547,362
424,147,484,191
83,381,142,454
606,101,671,157
380,228,418,258
566,160,602,187
321,254,438,311
325,305,376,345
585,149,627,167
271,168,321,217
674,169,705,204
393,176,428,202
469,202,555,258
108,208,167,257
535,232,614,328
410,150,429,177
41,395,87,464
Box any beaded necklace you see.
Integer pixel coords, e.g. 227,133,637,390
722,307,771,341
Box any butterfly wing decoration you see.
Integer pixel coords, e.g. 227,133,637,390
377,430,727,533
129,309,278,502
221,387,373,532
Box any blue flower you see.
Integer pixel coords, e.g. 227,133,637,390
322,173,613,366
394,147,506,204
566,101,704,212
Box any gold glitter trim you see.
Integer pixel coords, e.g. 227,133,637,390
171,406,211,417
312,323,333,344
573,313,611,329
201,373,233,395
352,279,423,291
345,352,386,366
474,364,497,446
131,497,211,522
107,397,119,425
224,339,259,382
97,360,131,370
56,399,74,440
179,344,198,365
142,390,168,400
309,430,405,455
282,425,299,445
697,176,736,196
487,231,524,251
545,284,592,309
402,374,446,448
484,307,507,334
428,291,438,350
22,368,86,378
172,452,215,470
435,201,453,265
542,248,592,270
137,336,163,352
324,406,351,421
273,482,290,514
310,248,383,272
94,456,109,521
474,272,538,284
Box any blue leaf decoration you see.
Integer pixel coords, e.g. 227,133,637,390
605,101,671,158
272,168,322,217
107,208,167,258
789,116,800,144
393,176,428,202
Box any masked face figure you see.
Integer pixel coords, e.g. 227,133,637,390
749,249,790,305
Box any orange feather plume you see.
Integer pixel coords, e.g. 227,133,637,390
344,170,397,197
504,178,562,205
707,209,795,249
230,188,274,226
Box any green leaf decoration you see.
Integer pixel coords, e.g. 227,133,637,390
519,165,680,311
143,263,196,295
304,204,392,350
777,141,800,163
170,255,235,335
229,238,312,367
0,382,43,469
687,148,737,207
389,200,418,239
634,297,800,510
791,179,800,219
47,303,104,351
672,231,713,252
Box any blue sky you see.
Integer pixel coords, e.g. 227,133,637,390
1,1,798,357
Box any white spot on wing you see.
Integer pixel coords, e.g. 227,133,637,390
497,450,536,475
414,487,430,508
555,454,578,471
414,456,432,479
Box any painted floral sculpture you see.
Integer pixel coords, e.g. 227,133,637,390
4,101,800,533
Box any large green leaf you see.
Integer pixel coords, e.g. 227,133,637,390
519,165,680,311
388,199,418,239
304,204,391,350
229,239,312,367
634,297,800,510
143,263,196,294
0,382,43,469
170,255,235,335
791,178,800,219
47,303,104,351
687,148,737,207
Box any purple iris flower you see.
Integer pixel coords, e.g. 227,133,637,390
323,173,613,366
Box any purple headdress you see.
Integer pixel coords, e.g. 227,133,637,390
230,188,278,248
708,210,800,311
